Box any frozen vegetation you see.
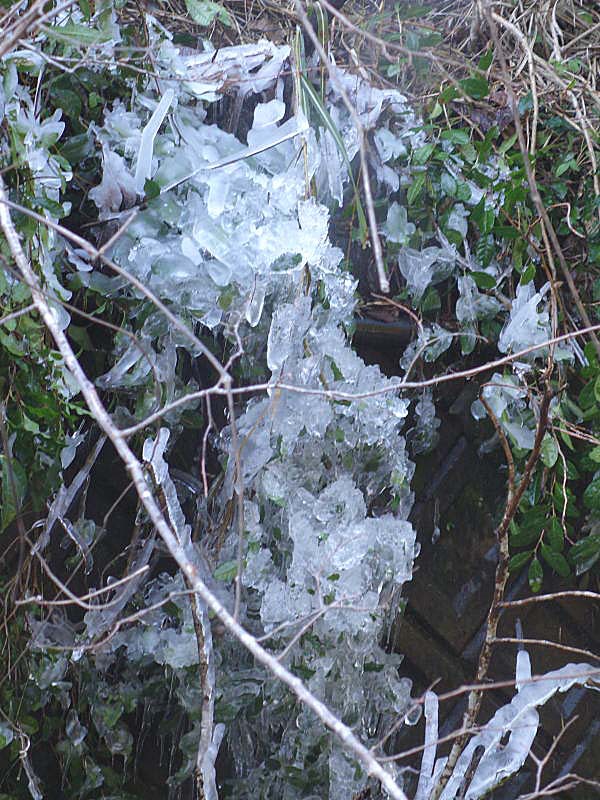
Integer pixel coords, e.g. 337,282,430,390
1,4,598,800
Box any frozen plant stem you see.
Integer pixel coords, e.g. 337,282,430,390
0,178,409,800
295,0,390,294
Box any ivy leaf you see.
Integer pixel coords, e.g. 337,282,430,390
460,76,489,99
43,22,112,45
441,129,470,145
583,476,600,510
407,173,426,205
540,434,559,468
545,517,564,552
1,455,27,531
478,48,494,70
184,0,232,26
519,264,536,284
528,557,543,593
508,551,532,573
412,143,436,165
471,271,496,289
143,179,160,201
0,723,14,750
540,544,571,577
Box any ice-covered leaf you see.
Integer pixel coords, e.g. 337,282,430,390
382,202,415,245
89,145,136,215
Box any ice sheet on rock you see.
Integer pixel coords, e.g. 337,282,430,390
328,61,418,133
315,127,345,205
247,99,286,149
398,244,456,302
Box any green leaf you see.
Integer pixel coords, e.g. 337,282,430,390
510,527,540,548
520,264,536,284
143,179,160,201
583,476,600,510
593,374,600,403
470,271,496,289
540,434,559,468
439,86,460,104
412,144,436,165
460,76,489,99
43,22,112,45
589,446,600,463
528,557,543,593
407,173,426,205
0,455,27,531
440,129,470,145
545,517,564,552
478,48,494,70
499,132,518,155
508,551,532,573
569,533,600,567
540,544,570,577
213,559,238,582
184,0,232,26
0,724,14,750
51,88,82,123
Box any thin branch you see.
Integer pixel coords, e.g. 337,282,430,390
494,637,600,664
500,590,600,608
432,385,553,800
120,321,600,436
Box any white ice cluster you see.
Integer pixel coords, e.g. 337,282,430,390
77,27,420,798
